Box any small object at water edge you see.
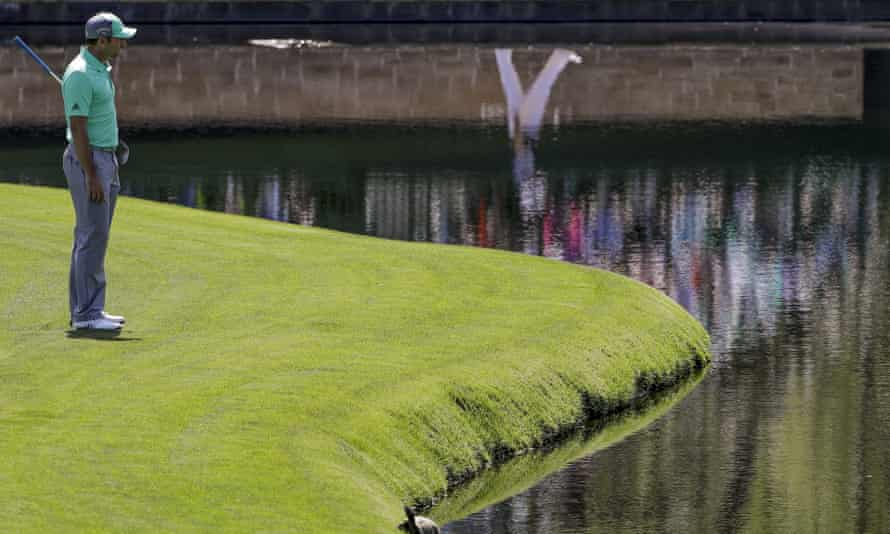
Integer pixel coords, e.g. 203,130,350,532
398,506,440,534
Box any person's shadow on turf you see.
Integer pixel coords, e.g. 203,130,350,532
65,329,141,341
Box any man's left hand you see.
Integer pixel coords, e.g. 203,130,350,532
116,139,130,166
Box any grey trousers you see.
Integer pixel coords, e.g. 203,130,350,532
63,145,120,323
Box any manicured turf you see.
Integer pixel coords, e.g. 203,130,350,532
0,183,709,532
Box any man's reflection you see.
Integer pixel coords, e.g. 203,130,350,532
495,48,581,255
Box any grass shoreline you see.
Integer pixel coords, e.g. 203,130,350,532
0,183,709,532
432,369,707,524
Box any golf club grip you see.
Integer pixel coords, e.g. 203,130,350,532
14,36,63,85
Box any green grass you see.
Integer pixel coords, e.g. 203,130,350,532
0,183,709,532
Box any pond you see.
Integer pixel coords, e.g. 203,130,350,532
2,38,890,532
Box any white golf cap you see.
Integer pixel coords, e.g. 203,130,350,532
85,12,137,40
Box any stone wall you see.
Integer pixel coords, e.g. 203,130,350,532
0,44,863,131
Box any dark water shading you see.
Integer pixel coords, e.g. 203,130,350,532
6,22,890,47
3,119,890,532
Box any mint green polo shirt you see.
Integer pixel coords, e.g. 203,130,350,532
62,47,118,149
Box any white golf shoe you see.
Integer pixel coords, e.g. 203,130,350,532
101,311,126,324
73,317,123,331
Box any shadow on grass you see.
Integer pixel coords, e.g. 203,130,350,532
65,329,142,342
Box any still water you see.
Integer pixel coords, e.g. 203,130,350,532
3,41,890,532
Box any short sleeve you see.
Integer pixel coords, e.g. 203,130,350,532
63,72,92,117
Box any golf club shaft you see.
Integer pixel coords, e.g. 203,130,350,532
14,36,62,85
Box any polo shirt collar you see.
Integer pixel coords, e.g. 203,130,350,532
80,46,112,73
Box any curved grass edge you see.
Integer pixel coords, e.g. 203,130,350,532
432,369,707,525
0,184,710,532
384,322,709,523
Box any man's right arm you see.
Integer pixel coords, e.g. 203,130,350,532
64,71,103,203
70,117,103,203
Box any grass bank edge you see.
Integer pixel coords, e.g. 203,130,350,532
431,369,707,524
0,184,710,532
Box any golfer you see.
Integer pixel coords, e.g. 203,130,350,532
63,13,136,331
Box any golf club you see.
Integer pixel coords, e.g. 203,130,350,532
13,35,130,164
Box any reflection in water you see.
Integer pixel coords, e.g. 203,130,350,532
495,48,582,143
442,160,890,533
432,372,708,527
496,48,581,256
360,46,584,249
